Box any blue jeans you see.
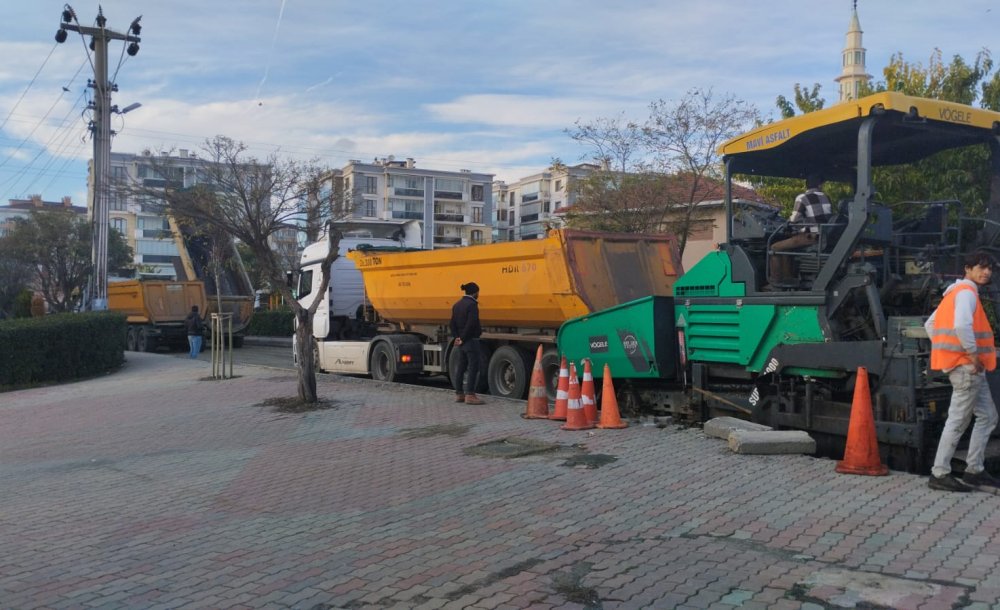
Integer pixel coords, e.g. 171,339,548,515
188,335,203,359
453,338,482,395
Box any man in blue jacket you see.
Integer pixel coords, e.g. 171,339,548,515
450,282,484,405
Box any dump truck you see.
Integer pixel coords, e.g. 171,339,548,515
108,279,207,352
297,229,683,399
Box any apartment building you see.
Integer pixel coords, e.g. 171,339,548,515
336,157,494,249
492,163,598,241
1,195,85,237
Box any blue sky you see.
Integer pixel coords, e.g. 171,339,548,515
1,0,998,207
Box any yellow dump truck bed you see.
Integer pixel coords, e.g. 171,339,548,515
108,280,207,325
346,229,682,328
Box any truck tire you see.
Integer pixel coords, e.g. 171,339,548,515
370,341,398,382
126,327,138,351
137,327,158,352
487,345,532,399
540,348,561,402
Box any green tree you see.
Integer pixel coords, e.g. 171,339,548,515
0,235,34,316
3,210,132,312
775,83,825,119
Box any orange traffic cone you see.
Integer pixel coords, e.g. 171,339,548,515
549,355,569,421
580,359,598,425
523,345,549,419
562,363,595,431
836,366,889,476
597,364,628,429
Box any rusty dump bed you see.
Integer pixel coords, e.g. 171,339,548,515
108,280,207,325
346,229,683,328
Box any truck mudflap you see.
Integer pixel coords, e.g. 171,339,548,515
370,337,424,381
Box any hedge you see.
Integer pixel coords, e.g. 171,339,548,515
245,309,294,336
0,312,126,390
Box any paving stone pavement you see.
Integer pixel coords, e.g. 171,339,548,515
3,353,1000,609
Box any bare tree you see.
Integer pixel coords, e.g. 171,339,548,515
149,136,347,402
644,88,760,255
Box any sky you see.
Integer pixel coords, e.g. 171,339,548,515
1,0,998,208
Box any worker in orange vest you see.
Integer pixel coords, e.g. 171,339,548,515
925,250,999,492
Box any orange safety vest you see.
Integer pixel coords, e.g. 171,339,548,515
929,284,997,371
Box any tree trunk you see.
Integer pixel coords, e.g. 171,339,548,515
294,309,318,402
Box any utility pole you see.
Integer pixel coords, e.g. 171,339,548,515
55,5,141,311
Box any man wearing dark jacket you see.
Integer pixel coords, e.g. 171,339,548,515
450,282,484,404
185,305,204,359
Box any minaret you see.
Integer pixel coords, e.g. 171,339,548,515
834,1,871,102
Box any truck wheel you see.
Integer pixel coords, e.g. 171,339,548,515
487,346,532,399
137,327,158,353
370,342,398,382
126,327,138,351
540,348,561,402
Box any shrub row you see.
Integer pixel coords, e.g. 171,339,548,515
0,312,126,390
246,309,294,336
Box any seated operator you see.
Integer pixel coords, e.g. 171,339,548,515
769,173,834,286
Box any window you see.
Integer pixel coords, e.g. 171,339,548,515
109,190,126,211
688,220,714,241
111,166,127,182
364,199,376,217
472,207,483,223
390,175,424,197
389,198,423,219
435,178,464,200
364,176,378,195
471,185,484,202
110,217,126,234
555,180,563,192
344,177,351,193
297,269,313,299
471,230,483,244
854,51,862,65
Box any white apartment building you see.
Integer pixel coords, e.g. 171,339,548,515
335,157,493,249
492,163,598,241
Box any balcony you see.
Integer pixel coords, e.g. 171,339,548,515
434,212,465,223
391,211,423,220
433,235,464,246
434,191,463,200
393,188,424,197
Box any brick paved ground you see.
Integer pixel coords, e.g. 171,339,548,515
3,353,1000,609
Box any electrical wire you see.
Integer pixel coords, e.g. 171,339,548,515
0,44,58,133
0,60,88,194
9,91,89,197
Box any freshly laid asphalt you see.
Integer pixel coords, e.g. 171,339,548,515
3,353,1000,609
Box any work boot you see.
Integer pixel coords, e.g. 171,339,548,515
964,470,1000,488
928,473,972,492
455,394,465,403
464,394,485,405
